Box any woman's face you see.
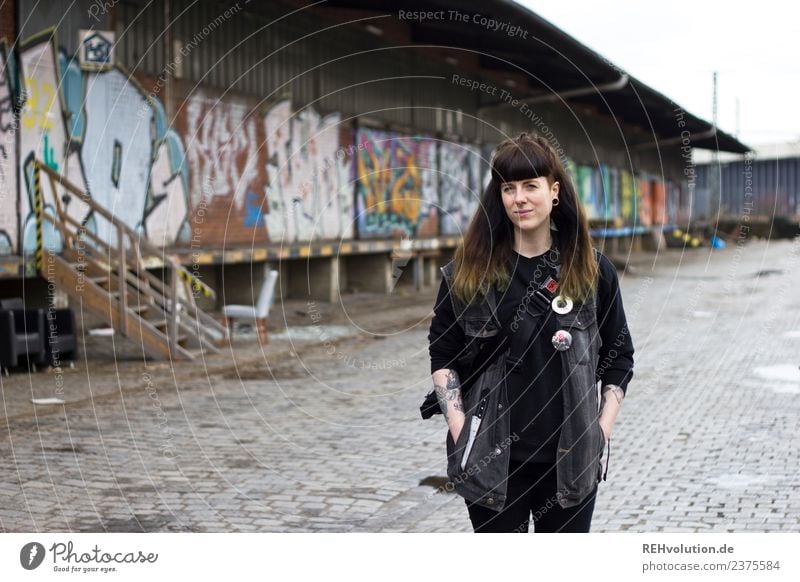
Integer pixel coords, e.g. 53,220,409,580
500,176,560,232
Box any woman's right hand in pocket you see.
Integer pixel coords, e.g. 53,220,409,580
449,418,465,443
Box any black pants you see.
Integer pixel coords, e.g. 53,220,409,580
465,460,597,533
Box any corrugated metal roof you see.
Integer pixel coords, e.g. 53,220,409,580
311,0,750,153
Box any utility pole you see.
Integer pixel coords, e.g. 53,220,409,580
710,71,720,222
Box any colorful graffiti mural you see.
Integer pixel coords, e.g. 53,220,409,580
355,128,440,238
19,31,72,254
145,128,190,245
5,28,692,260
566,163,674,226
439,141,483,236
179,88,268,246
619,169,635,224
637,176,653,227
81,68,159,244
264,99,352,242
16,30,191,254
419,139,440,233
574,165,600,220
651,180,666,225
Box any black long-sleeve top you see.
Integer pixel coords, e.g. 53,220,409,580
428,249,634,463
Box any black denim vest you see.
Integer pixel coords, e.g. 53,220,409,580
442,253,605,511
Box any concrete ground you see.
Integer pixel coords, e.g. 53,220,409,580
1,237,799,532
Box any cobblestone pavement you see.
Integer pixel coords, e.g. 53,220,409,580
1,238,799,532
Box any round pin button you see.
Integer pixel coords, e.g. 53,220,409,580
551,329,573,351
551,295,573,314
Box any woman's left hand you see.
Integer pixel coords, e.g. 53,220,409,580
599,421,611,443
598,384,623,443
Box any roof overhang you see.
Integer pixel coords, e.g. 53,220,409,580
303,0,750,153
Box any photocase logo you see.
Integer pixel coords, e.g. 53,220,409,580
20,542,46,570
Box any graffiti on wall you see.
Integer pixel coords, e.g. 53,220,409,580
81,68,157,245
439,142,483,236
8,29,693,258
666,181,681,225
264,99,353,242
144,127,190,245
600,166,619,222
619,170,635,223
636,176,671,226
81,68,189,247
17,30,191,254
354,128,440,238
570,163,620,221
575,166,652,226
637,177,653,227
58,53,94,234
0,43,17,255
19,31,75,254
574,165,599,220
179,88,268,246
419,140,439,231
651,180,666,225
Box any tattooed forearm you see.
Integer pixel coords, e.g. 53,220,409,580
434,369,463,422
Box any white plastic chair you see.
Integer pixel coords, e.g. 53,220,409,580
222,268,279,343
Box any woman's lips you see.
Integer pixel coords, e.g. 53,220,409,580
515,209,532,216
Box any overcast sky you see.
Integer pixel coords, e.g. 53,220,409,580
518,0,799,148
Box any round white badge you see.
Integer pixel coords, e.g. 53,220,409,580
551,295,573,314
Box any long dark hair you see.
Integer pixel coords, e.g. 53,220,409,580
451,132,598,304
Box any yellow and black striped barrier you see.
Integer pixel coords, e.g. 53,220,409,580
33,162,43,272
178,268,215,299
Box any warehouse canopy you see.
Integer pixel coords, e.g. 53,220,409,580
314,0,749,153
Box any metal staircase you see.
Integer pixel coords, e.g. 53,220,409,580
34,160,228,361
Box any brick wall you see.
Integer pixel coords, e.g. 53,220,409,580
0,0,15,44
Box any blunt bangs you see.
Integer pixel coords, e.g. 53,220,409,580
490,142,555,186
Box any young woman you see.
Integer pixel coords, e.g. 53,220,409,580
427,133,634,533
